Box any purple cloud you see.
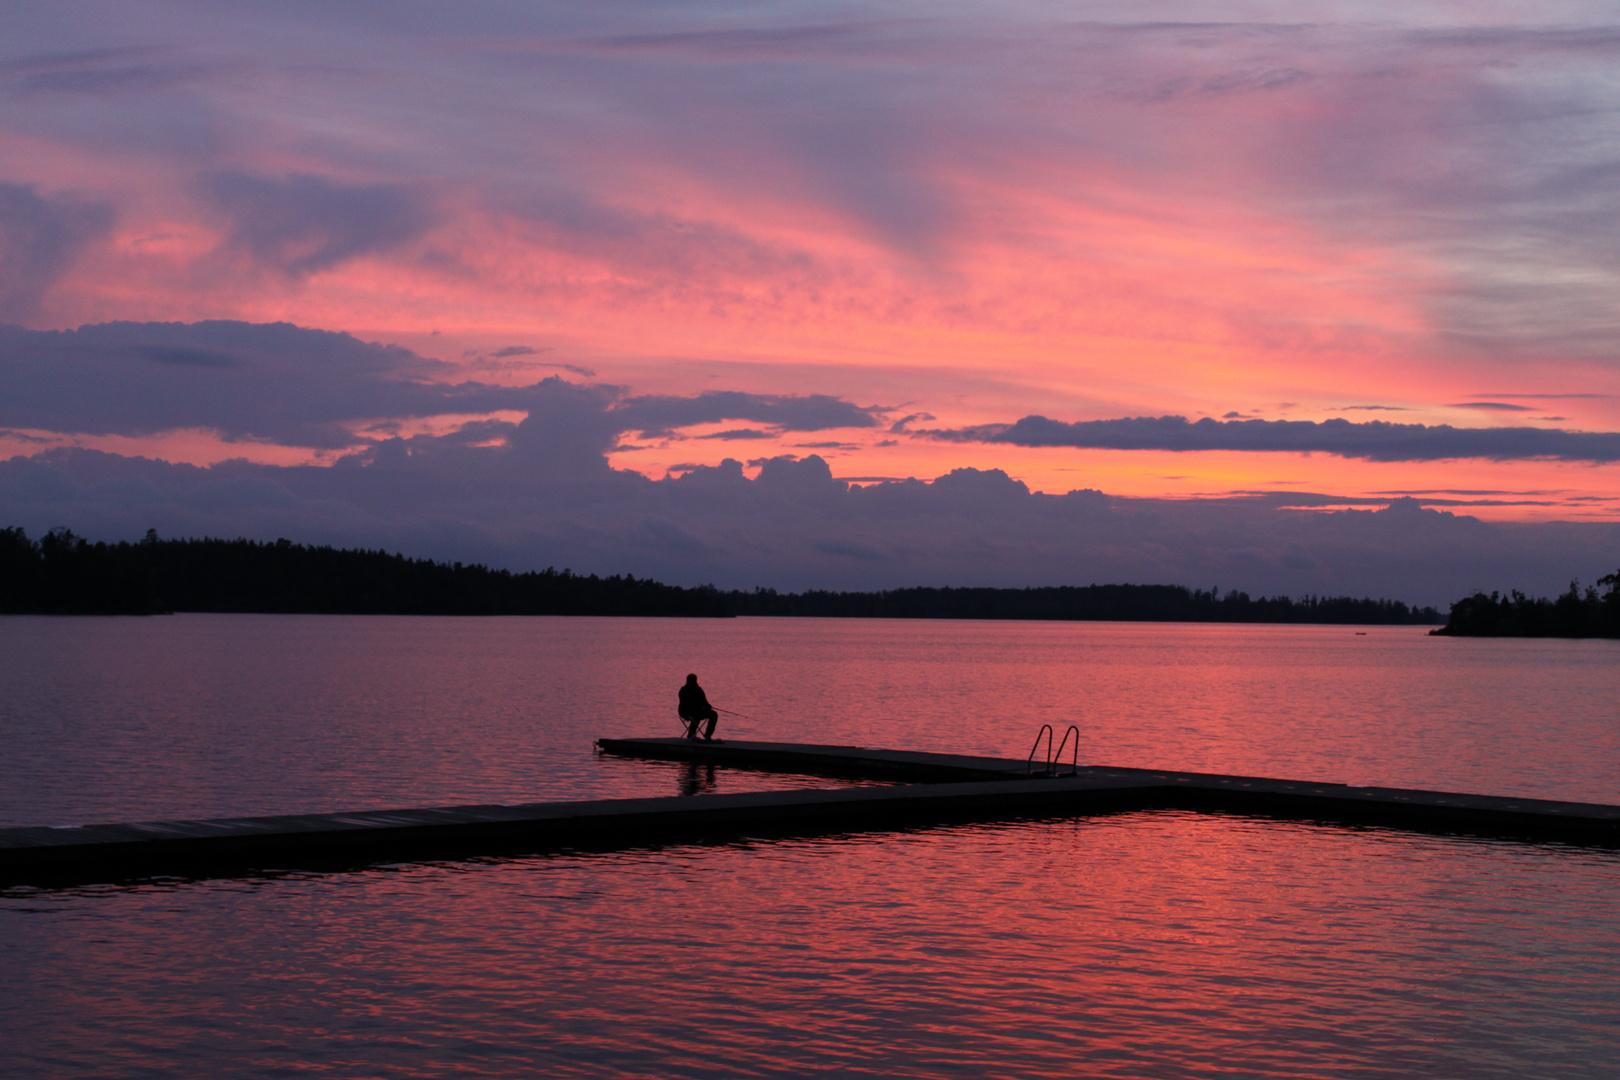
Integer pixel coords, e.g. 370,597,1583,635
0,183,113,322
1,321,1614,606
0,320,883,450
609,391,882,439
200,173,438,277
918,415,1620,463
4,441,1616,608
697,429,775,441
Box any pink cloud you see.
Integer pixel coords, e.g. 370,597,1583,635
3,3,1618,529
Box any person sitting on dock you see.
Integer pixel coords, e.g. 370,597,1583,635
678,673,719,741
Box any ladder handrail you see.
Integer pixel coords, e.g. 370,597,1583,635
1052,724,1080,777
1026,724,1054,776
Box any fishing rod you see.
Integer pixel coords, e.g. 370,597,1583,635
668,705,767,739
641,702,766,724
672,706,763,728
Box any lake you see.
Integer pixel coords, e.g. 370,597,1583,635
2,615,1617,1077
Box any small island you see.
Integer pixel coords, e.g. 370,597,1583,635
1431,571,1620,638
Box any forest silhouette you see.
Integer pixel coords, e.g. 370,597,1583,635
1,526,1451,624
0,528,726,617
1431,574,1620,639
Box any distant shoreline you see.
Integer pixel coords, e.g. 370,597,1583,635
2,527,1442,625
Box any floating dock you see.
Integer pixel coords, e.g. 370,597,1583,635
2,738,1616,885
599,738,1620,840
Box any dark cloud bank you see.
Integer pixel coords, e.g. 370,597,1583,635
0,320,880,449
923,415,1620,463
2,321,1617,607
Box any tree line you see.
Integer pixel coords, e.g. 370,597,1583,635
727,584,1440,624
1431,573,1620,639
2,525,1444,623
0,528,728,617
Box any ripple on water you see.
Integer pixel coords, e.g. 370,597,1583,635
4,812,1618,1078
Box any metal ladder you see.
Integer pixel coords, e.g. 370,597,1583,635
1026,723,1080,777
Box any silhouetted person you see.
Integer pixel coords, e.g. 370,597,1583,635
678,673,719,741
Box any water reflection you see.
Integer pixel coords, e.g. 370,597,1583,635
4,813,1616,1078
1,615,1617,827
3,617,1616,1076
677,760,717,797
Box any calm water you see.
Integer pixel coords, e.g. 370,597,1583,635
2,616,1618,1077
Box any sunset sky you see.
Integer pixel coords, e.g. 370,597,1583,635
3,1,1619,602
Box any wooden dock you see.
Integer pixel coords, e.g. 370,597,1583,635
600,738,1620,840
2,738,1615,885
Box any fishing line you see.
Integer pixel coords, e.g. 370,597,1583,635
632,702,770,725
